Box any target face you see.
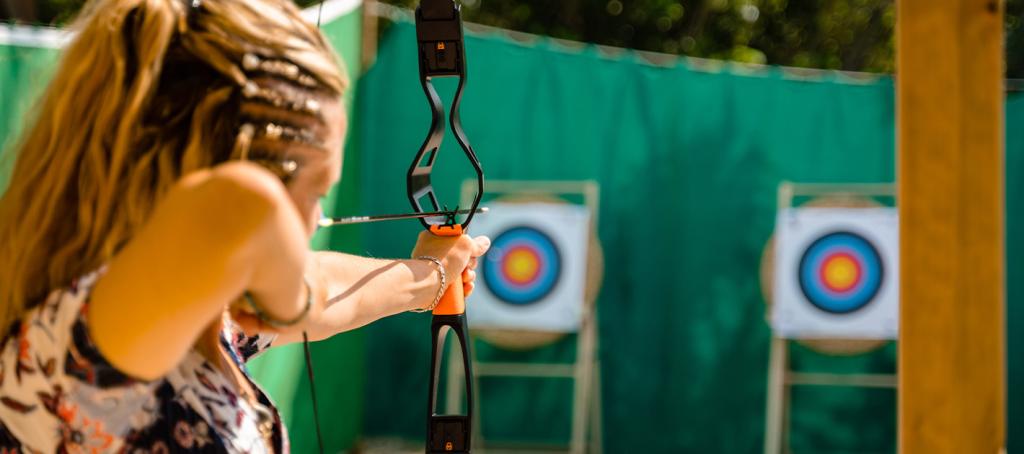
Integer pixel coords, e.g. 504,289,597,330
771,207,898,340
798,231,884,314
467,201,590,333
482,226,562,305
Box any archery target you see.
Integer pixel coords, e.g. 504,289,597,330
772,208,899,339
469,202,591,332
798,232,884,314
482,226,562,305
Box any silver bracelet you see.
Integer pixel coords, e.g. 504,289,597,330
243,277,313,327
411,256,447,313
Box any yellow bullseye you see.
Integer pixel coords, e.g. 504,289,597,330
505,248,540,284
823,255,859,291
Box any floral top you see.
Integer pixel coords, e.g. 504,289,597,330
0,270,286,453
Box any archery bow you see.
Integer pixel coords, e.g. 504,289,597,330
408,1,483,453
310,1,483,453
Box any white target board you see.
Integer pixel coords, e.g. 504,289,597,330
772,207,899,339
468,202,591,332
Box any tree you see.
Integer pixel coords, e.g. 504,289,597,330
1009,0,1024,78
371,0,1023,77
1,0,85,24
5,0,1023,77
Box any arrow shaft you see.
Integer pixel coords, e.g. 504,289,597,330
319,207,488,227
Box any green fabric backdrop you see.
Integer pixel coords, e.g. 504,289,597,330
0,34,60,190
356,19,1024,453
1006,93,1024,454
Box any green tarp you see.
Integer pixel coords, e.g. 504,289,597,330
1007,93,1024,454
356,19,1024,453
0,32,60,189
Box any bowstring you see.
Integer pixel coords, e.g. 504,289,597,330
303,331,325,454
304,4,327,454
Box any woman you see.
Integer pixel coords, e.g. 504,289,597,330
0,0,489,451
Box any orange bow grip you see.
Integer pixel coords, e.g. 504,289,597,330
429,224,465,315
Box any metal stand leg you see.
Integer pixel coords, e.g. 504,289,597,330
588,351,603,454
570,311,597,454
764,337,788,454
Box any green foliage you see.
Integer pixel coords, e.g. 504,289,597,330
9,0,1024,76
1010,0,1024,78
378,0,1024,77
378,0,896,70
3,0,86,25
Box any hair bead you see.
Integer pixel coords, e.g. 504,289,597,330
241,81,323,115
241,53,319,88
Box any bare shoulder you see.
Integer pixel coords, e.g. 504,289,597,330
174,161,292,211
88,161,293,380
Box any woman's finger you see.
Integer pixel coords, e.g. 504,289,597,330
472,235,491,257
462,268,476,298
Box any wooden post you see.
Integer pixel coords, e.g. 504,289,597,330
361,0,379,71
897,0,1005,453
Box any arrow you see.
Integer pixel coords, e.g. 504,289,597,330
318,207,488,227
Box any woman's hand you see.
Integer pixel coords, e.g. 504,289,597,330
412,232,491,299
230,233,491,342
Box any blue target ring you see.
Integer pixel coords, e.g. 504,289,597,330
798,231,884,314
482,226,562,305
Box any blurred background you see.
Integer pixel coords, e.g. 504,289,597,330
5,0,1024,75
2,0,1022,453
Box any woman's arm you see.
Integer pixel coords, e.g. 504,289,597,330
260,233,491,345
89,162,310,380
269,252,439,344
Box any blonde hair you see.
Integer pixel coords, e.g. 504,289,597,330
0,0,347,331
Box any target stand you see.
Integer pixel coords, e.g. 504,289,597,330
762,182,898,454
442,180,604,454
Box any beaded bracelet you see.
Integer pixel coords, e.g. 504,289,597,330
243,277,313,328
411,256,447,313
